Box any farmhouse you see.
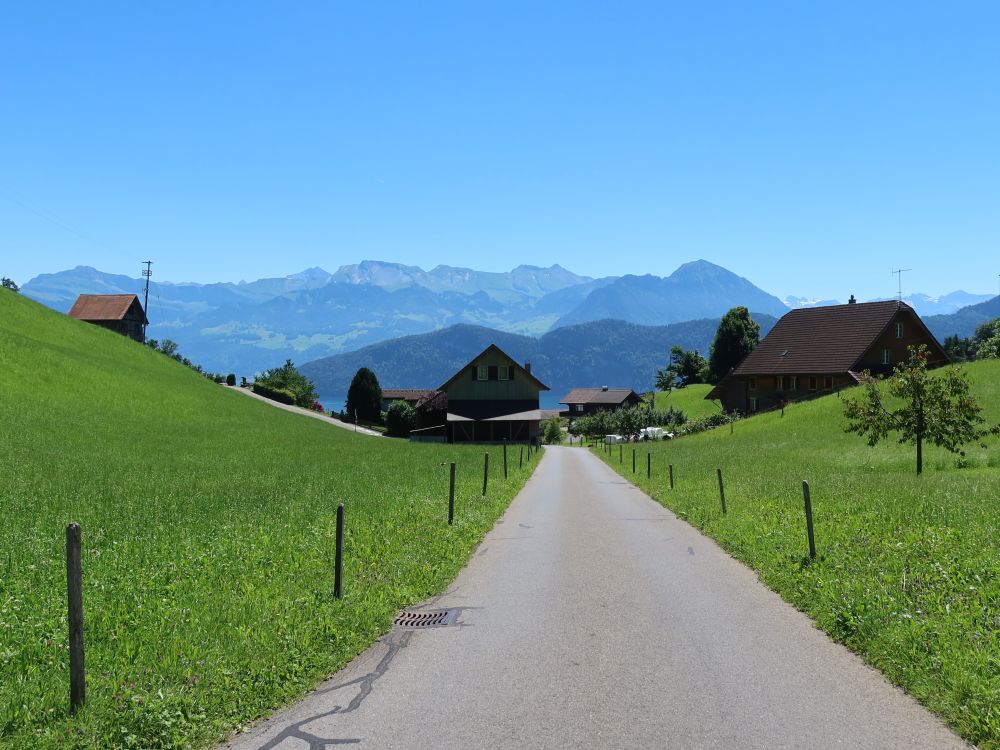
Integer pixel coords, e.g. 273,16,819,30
67,294,148,343
706,299,949,414
559,387,643,417
411,344,549,443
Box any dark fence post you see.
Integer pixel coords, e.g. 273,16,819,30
519,445,524,468
647,452,651,479
66,523,85,713
448,463,456,525
482,453,489,495
503,439,508,479
632,449,636,474
802,480,816,558
335,504,345,598
669,464,674,490
717,468,727,514
619,443,622,464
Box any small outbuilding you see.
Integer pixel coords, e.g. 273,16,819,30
559,387,644,417
67,294,148,343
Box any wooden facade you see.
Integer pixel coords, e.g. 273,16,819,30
707,300,949,414
413,344,549,443
67,294,148,343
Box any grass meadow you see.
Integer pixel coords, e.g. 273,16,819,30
0,292,541,749
650,383,721,420
600,360,1000,748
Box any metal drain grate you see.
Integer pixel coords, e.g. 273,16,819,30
394,609,458,628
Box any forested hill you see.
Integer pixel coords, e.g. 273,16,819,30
299,314,778,403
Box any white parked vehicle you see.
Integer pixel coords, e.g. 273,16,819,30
604,434,625,444
639,427,665,441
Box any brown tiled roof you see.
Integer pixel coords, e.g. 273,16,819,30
559,388,641,406
732,301,910,375
68,294,147,323
382,389,436,401
415,390,448,411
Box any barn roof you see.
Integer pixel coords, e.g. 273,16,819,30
730,300,936,375
68,294,148,324
559,387,641,406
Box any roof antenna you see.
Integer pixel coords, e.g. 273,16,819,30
891,268,911,304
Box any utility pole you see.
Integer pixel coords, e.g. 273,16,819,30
891,268,911,303
141,260,153,341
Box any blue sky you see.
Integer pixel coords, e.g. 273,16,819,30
2,2,999,301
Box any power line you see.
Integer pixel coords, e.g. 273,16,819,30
141,260,153,341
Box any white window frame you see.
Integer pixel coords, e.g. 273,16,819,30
477,364,489,380
498,365,510,381
895,322,904,339
775,376,784,390
882,349,890,365
575,404,584,413
808,376,817,391
789,376,797,390
750,397,758,412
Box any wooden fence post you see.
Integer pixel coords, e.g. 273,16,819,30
647,452,651,479
802,480,816,558
503,439,508,479
335,504,345,598
717,468,727,514
66,523,85,713
669,464,674,490
632,449,636,474
482,453,489,495
448,464,456,525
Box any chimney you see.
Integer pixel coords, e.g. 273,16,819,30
524,362,531,374
602,385,608,391
848,294,856,304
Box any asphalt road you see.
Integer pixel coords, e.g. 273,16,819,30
223,446,968,749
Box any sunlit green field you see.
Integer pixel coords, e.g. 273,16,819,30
650,383,720,420
603,361,1000,748
0,292,540,749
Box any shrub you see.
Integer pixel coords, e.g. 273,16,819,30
255,359,318,408
542,415,564,444
252,382,296,405
226,373,236,386
385,400,417,437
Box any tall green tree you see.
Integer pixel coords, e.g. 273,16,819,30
973,318,1000,359
656,345,708,390
346,367,383,423
942,334,975,362
843,345,998,474
708,307,759,383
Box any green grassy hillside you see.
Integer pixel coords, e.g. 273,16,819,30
650,383,720,420
601,362,1000,748
0,291,541,750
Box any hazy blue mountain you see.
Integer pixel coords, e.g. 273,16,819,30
554,261,787,328
924,295,1000,341
299,313,778,409
869,291,996,317
784,296,842,309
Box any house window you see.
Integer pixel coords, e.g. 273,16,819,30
775,376,784,390
808,376,817,391
896,322,904,339
575,404,584,412
824,376,833,390
882,349,890,365
749,377,757,389
498,365,510,381
750,397,758,412
789,376,797,390
477,365,489,380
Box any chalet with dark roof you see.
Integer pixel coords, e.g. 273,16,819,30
706,299,949,414
67,294,148,343
411,344,549,443
559,387,643,417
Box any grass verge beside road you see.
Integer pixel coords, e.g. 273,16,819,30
0,292,541,749
601,362,1000,748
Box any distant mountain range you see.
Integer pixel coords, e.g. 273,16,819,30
20,259,997,379
299,315,780,409
21,259,784,376
785,290,994,316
